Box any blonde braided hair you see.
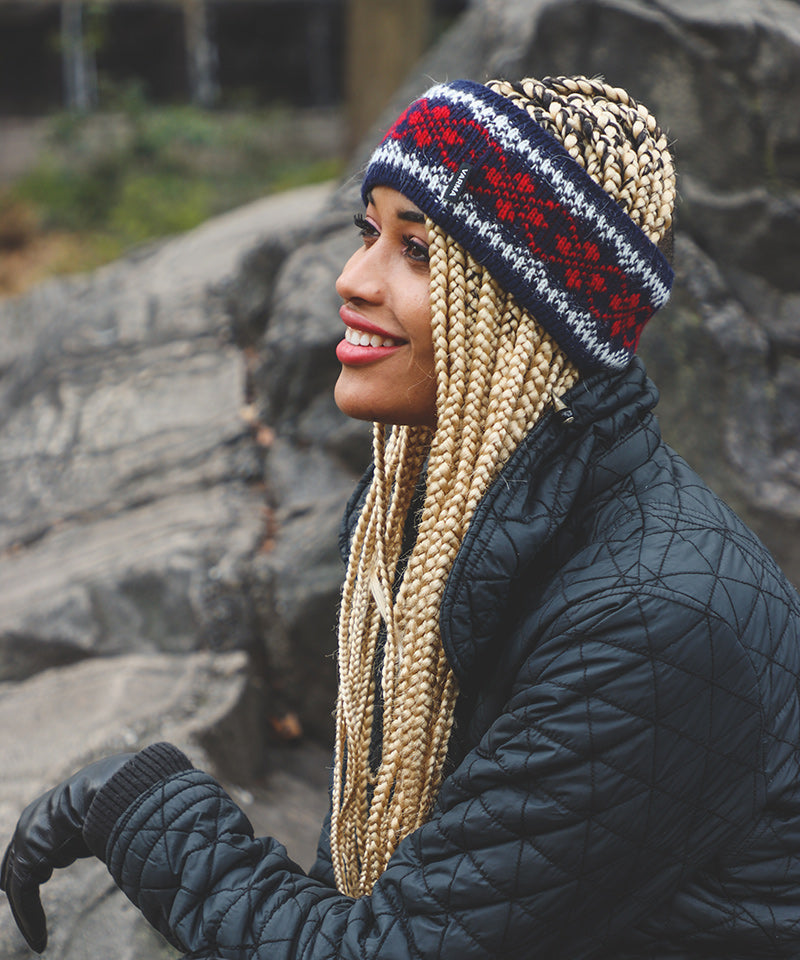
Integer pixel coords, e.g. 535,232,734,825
489,76,675,249
331,76,675,897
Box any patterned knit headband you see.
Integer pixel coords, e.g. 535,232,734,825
362,80,674,373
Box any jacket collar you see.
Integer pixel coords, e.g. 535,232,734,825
339,358,660,686
440,358,660,686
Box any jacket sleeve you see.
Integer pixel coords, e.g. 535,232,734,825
90,587,765,960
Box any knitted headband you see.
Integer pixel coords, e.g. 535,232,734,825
361,79,674,373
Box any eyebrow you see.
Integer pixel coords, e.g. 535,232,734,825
398,209,425,224
365,190,425,224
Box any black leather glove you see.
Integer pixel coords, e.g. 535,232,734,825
0,754,134,954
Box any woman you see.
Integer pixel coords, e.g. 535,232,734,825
3,76,800,958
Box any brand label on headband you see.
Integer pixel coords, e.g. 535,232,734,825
443,164,473,201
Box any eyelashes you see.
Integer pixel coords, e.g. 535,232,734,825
402,233,430,263
352,213,429,264
353,213,377,238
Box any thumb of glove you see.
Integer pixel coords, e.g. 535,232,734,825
1,839,48,954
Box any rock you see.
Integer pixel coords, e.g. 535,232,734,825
0,859,183,960
0,650,263,959
0,182,335,680
249,442,356,741
0,480,266,679
678,179,800,292
0,182,340,956
643,234,800,583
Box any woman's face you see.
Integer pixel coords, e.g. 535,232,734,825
334,186,436,427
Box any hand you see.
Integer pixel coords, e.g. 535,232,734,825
0,754,134,954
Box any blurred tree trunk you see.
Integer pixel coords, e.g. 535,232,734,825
307,3,337,107
61,0,97,112
346,0,430,153
183,0,219,107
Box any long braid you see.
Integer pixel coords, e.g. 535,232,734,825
331,75,675,896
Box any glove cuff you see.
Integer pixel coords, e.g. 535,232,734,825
84,742,193,861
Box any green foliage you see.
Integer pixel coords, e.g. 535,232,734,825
17,156,124,230
270,157,343,194
109,173,212,242
5,92,343,281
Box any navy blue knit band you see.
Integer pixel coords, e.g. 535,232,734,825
362,80,673,373
83,743,193,861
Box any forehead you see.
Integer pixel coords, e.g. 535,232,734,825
366,186,425,222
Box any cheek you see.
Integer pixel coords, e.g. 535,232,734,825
406,283,434,356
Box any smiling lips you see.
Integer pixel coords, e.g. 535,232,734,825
336,308,407,366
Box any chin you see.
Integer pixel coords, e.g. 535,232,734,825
334,378,434,428
334,378,378,423
333,366,436,427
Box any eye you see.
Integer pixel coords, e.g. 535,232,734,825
353,213,378,244
402,234,429,264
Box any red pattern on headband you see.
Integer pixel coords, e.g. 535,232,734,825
387,99,647,349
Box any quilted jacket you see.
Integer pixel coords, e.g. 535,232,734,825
83,357,800,959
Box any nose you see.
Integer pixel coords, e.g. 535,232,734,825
335,245,385,304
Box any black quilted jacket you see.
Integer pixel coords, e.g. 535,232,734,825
84,358,800,958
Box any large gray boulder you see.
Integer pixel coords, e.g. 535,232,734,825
0,184,337,954
0,183,333,682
